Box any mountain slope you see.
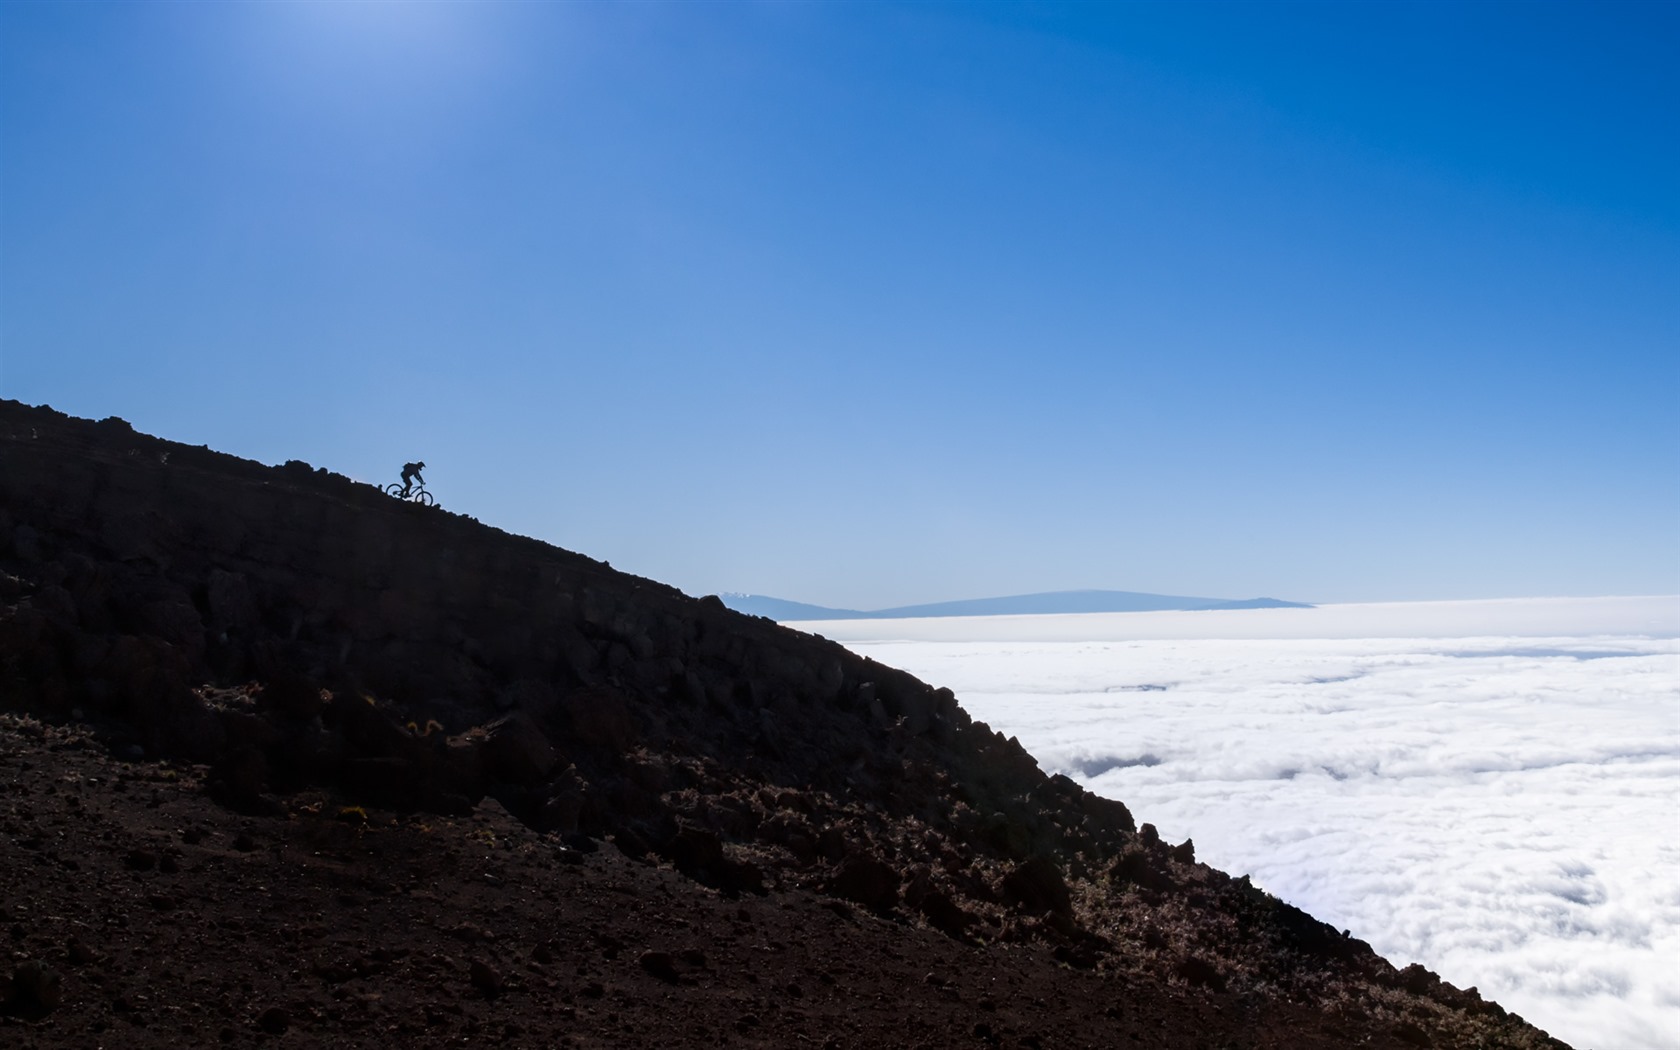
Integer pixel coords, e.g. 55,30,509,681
0,400,1562,1048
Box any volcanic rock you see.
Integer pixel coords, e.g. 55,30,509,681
0,401,1571,1049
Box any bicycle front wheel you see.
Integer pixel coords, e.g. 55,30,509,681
413,490,437,507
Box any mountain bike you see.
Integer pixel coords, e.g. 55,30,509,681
384,482,437,507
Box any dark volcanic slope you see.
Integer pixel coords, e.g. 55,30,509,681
0,400,1565,1049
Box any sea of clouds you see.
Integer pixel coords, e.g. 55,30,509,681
798,597,1680,1049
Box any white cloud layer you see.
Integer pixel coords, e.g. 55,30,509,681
802,597,1680,1049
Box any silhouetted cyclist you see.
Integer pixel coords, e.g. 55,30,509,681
400,461,426,498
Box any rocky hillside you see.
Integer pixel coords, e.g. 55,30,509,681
0,399,1565,1048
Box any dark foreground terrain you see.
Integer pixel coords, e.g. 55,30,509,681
0,400,1566,1048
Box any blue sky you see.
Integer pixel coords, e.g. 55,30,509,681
3,1,1675,607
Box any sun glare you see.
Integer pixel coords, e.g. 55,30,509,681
239,0,501,115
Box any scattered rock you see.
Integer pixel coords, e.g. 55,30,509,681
667,824,725,877
1108,848,1174,892
469,959,503,997
10,959,62,1012
256,1005,289,1034
828,853,900,913
1000,856,1072,918
1174,954,1227,992
638,950,679,983
1398,962,1440,996
561,832,599,855
123,848,158,871
612,826,655,862
918,892,975,940
478,712,559,787
665,823,764,896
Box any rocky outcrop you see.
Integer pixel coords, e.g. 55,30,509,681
0,400,1567,1048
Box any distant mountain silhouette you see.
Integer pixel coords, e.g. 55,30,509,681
722,589,1312,621
1195,597,1315,611
720,594,870,621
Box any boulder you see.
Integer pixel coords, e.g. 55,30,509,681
479,711,559,787
829,853,900,913
1001,856,1073,918
917,891,975,940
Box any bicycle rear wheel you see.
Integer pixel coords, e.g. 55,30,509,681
383,483,406,498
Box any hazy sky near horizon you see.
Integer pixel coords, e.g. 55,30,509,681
3,2,1676,607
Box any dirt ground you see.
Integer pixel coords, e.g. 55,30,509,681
2,712,1462,1050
